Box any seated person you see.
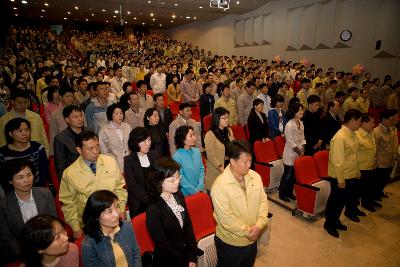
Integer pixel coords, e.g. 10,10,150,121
146,157,198,267
0,118,49,192
53,105,85,180
0,160,56,264
172,125,205,196
82,190,141,267
124,127,159,218
59,131,127,239
20,214,79,267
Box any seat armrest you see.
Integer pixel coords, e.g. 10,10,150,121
254,161,273,167
295,183,320,191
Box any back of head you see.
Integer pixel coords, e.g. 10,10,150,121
344,108,362,123
226,140,251,160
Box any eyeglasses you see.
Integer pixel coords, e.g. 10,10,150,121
164,175,182,183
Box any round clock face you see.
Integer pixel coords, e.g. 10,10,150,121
340,30,352,42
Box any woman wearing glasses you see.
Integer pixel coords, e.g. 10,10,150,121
146,157,198,267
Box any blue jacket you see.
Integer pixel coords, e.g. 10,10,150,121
172,147,205,196
82,221,142,267
268,109,287,139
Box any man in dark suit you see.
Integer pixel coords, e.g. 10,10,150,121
303,95,323,155
60,65,76,91
153,93,173,133
53,105,85,180
0,159,56,264
321,101,342,150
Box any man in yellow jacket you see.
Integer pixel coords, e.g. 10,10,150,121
59,131,127,239
211,141,269,267
324,109,362,238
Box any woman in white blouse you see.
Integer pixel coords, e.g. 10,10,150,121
279,102,306,202
99,103,132,170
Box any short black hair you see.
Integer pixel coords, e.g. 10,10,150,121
63,105,82,118
144,107,159,127
246,80,256,88
179,102,192,111
380,109,398,121
153,93,164,102
76,131,98,148
174,125,193,149
5,118,31,144
335,91,345,98
59,87,75,97
10,89,30,100
106,103,124,121
330,80,338,85
127,127,151,152
82,190,120,242
136,80,146,88
271,94,284,108
286,102,303,121
95,81,108,91
47,86,59,102
226,140,251,160
361,113,373,123
301,78,311,85
6,159,34,183
344,108,362,123
348,87,358,94
185,69,194,75
327,101,335,110
307,94,321,105
122,82,132,93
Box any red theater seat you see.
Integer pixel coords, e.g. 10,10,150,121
294,156,330,216
254,140,284,189
273,136,285,158
230,125,247,141
49,156,60,192
313,150,329,178
202,114,212,133
132,213,155,256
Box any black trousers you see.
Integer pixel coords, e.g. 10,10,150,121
344,178,361,215
215,236,257,267
325,178,358,226
375,167,393,198
360,170,376,206
279,164,295,198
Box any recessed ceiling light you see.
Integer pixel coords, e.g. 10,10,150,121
150,13,154,17
142,22,145,25
127,11,130,14
161,2,165,4
91,13,94,16
124,21,127,24
174,3,178,6
10,0,15,2
133,17,137,20
44,2,48,6
113,15,116,18
185,16,191,19
152,18,155,21
172,14,176,18
106,20,109,22
236,1,240,4
40,15,43,18
102,9,105,12
21,0,27,4
194,16,197,20
13,7,17,9
67,11,71,14
74,6,78,10
147,0,151,3
64,17,67,20
170,20,173,23
15,13,18,16
159,24,162,27
114,10,119,14
41,9,45,12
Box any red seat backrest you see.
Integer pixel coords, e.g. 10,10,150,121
231,125,247,141
202,114,212,133
313,150,329,178
169,101,181,116
254,140,279,163
185,192,216,241
73,236,84,267
131,213,155,256
294,156,320,185
273,136,285,158
244,125,250,140
54,194,73,238
191,104,201,122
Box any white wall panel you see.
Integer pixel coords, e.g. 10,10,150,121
253,15,262,45
286,7,302,50
244,17,254,45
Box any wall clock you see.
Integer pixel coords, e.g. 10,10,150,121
340,30,352,42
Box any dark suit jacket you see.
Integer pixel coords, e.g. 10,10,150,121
248,110,269,144
159,107,173,133
0,187,57,263
124,150,159,217
60,76,76,91
303,109,323,155
321,112,342,148
146,191,197,267
53,127,82,180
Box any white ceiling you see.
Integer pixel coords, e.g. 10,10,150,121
7,0,270,29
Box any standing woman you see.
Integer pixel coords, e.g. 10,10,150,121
82,190,141,267
172,125,205,196
44,87,62,125
20,214,79,267
204,107,234,190
99,103,132,171
0,118,49,192
247,98,270,145
167,74,181,105
144,107,169,156
124,127,159,218
268,94,287,139
279,103,305,202
146,157,198,267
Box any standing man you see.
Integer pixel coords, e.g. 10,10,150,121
342,87,359,113
181,69,199,105
153,93,173,133
59,131,127,239
136,80,154,111
324,109,362,238
297,78,315,109
124,92,145,130
320,101,342,150
150,64,166,94
302,95,322,155
211,141,269,267
110,66,128,99
237,81,257,126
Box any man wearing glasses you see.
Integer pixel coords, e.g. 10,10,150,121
211,141,269,267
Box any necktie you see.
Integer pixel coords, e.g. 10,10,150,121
90,162,96,174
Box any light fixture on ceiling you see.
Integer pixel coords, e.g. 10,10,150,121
44,2,48,6
13,7,17,9
74,6,78,10
91,13,94,16
142,22,145,25
185,16,190,19
127,11,130,14
64,17,67,20
150,13,154,17
21,0,27,4
114,10,119,14
102,9,105,12
199,6,202,9
152,18,155,21
41,9,45,12
15,13,18,16
174,3,178,6
133,17,137,20
171,14,176,18
40,15,43,18
86,18,88,21
147,0,151,3
106,20,109,22
170,20,173,22
161,2,165,4
159,24,162,27
194,16,197,20
67,11,71,14
10,0,15,2
113,15,116,18
236,1,239,4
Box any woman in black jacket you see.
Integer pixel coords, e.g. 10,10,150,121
146,157,198,267
144,107,169,156
247,98,270,145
